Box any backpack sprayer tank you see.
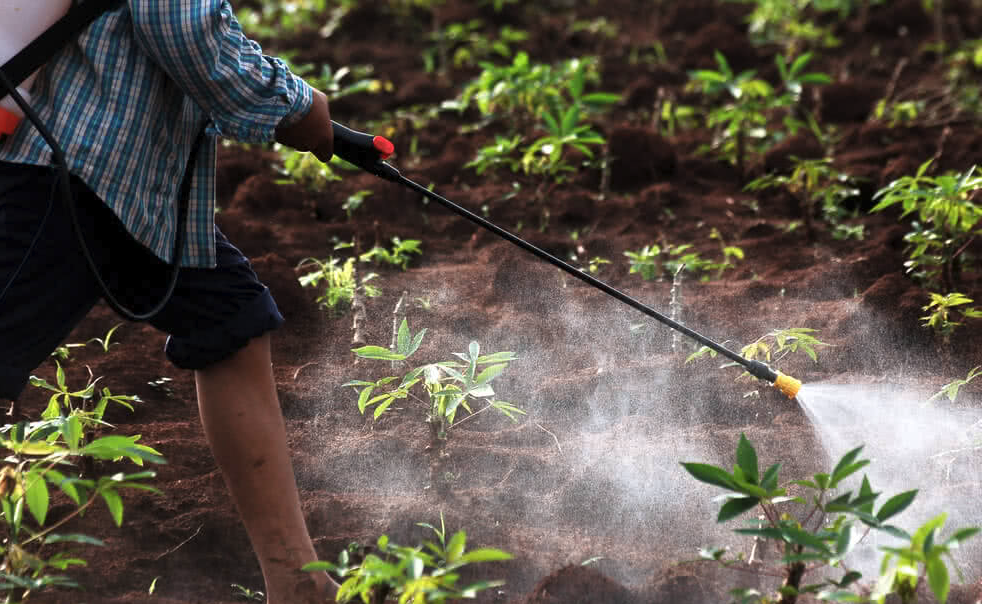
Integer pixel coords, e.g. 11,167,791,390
0,0,72,136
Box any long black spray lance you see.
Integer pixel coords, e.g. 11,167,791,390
330,121,802,399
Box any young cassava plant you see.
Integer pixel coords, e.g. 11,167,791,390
682,433,979,604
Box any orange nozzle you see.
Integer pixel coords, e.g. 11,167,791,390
773,373,802,399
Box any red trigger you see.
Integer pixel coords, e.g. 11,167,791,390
373,136,394,159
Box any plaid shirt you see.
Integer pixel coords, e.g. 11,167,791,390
0,1,313,268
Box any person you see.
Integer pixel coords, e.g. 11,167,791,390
0,2,338,602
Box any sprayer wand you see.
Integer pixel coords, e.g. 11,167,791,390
330,122,802,399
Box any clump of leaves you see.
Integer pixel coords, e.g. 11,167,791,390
689,51,831,179
344,320,523,442
871,160,981,292
682,434,978,604
274,146,341,193
928,365,982,404
0,374,164,601
625,236,744,282
296,256,380,315
920,292,982,342
303,513,512,603
745,157,862,240
359,237,423,270
687,327,828,395
423,19,528,75
724,0,850,53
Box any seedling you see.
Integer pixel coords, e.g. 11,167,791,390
87,323,122,354
231,583,265,601
682,434,979,604
274,146,341,193
303,513,512,603
927,365,982,405
359,238,423,271
297,257,381,315
625,238,744,282
423,20,528,75
871,160,981,291
342,189,373,220
745,157,861,239
0,373,164,601
690,52,830,179
344,320,523,442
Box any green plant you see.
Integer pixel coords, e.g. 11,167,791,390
231,583,265,601
920,292,982,341
274,146,342,193
423,20,528,74
342,190,373,220
303,513,512,603
292,63,389,103
87,324,122,354
725,0,845,52
297,257,381,315
871,160,982,291
0,373,163,601
927,365,982,405
625,237,744,283
690,52,830,178
745,157,861,239
359,238,423,270
521,98,607,177
465,135,523,175
687,328,828,392
30,364,141,425
682,434,979,604
344,320,523,441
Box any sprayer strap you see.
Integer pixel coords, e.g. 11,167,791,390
0,0,125,100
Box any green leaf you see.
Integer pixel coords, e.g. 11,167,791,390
100,489,124,526
446,530,466,563
680,463,736,490
718,496,759,523
736,434,758,484
24,470,50,526
44,533,105,546
352,346,405,361
761,463,781,491
459,548,513,563
876,490,918,522
473,363,507,386
397,319,410,355
927,556,949,604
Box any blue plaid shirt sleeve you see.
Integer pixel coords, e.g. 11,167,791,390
129,0,313,143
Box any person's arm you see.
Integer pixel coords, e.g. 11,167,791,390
129,0,332,160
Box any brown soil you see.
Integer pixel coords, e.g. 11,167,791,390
22,2,982,603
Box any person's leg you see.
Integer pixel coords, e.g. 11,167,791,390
195,333,332,603
149,228,335,603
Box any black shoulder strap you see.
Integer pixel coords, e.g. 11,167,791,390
0,0,125,99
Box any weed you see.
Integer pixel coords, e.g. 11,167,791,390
466,134,523,175
344,319,523,441
871,160,981,291
725,0,848,53
297,257,381,315
423,20,528,75
682,433,978,604
303,513,512,603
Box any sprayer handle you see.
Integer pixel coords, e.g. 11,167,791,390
331,121,400,182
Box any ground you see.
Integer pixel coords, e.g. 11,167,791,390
20,1,982,603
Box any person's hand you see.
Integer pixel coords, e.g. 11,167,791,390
275,89,333,162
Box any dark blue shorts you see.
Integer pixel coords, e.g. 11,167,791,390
0,162,284,401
